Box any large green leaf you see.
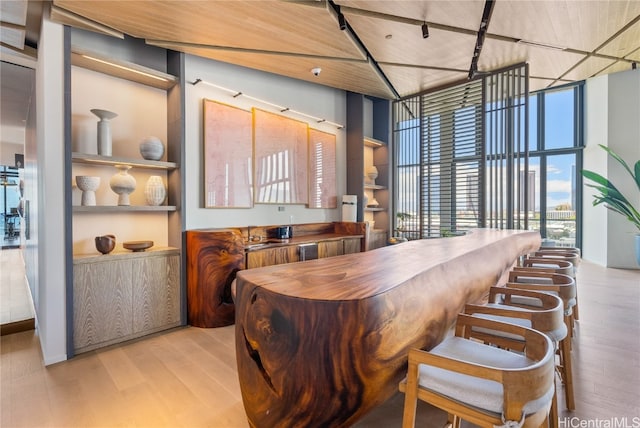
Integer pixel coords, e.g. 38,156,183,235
582,145,640,231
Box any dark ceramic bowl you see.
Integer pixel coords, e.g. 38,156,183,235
95,234,116,254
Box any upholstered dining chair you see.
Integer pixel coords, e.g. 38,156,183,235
505,270,577,411
399,313,555,428
530,250,581,273
519,255,580,321
464,287,566,428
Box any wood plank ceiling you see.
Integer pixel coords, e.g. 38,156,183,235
28,1,640,99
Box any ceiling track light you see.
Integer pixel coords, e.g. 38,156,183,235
421,22,429,39
336,6,347,31
192,79,344,129
338,13,346,31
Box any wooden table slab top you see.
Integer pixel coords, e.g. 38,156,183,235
237,229,540,300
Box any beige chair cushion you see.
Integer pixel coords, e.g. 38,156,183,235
418,337,555,416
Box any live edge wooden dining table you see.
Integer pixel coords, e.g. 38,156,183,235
233,228,541,427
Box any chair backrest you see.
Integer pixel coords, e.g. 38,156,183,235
488,287,564,334
454,314,556,423
506,270,576,311
537,246,581,257
464,287,565,352
519,258,574,276
529,252,580,274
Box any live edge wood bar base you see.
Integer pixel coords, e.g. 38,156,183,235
234,229,541,427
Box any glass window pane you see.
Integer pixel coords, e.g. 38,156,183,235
528,95,537,152
526,157,541,234
544,89,574,150
545,153,577,246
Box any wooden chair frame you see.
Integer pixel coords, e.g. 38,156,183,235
464,287,565,428
505,271,577,411
400,314,555,428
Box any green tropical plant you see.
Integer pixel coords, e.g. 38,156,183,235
581,144,640,232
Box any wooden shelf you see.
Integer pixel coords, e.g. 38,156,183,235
72,152,177,170
71,49,177,90
364,184,386,190
73,205,176,213
364,137,385,148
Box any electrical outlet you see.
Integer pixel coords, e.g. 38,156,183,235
278,206,285,211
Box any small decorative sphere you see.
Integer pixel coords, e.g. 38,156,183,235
139,136,165,161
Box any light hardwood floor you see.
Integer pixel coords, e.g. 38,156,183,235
1,261,638,427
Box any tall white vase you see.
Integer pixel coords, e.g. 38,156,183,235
91,109,118,156
145,175,166,206
109,165,136,206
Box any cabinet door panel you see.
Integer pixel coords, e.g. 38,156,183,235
343,238,362,255
318,241,343,258
246,246,299,269
74,259,133,350
133,254,181,333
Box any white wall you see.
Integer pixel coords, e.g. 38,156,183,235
1,130,24,165
36,12,67,364
183,55,347,230
583,69,640,269
583,75,609,266
607,70,640,268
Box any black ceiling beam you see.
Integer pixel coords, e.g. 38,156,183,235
468,0,495,80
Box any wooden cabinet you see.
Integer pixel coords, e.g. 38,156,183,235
132,254,181,334
73,249,180,354
318,240,343,258
246,245,299,269
367,230,388,251
343,237,362,255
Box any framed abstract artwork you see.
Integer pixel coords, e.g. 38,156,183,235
203,99,253,208
308,128,337,208
253,108,309,204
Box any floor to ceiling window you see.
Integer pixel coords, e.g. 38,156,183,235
392,69,583,246
528,83,584,248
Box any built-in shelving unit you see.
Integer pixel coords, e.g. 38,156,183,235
346,94,391,250
65,28,185,357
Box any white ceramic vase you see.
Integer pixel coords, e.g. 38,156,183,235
109,164,136,206
139,136,165,161
76,176,101,206
144,175,166,206
91,109,118,157
366,165,379,185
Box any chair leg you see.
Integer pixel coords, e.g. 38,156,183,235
573,294,580,320
401,361,420,428
549,383,559,428
559,336,576,410
445,413,460,428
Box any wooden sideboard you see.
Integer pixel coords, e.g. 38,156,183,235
73,247,180,354
234,229,541,427
186,222,367,328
